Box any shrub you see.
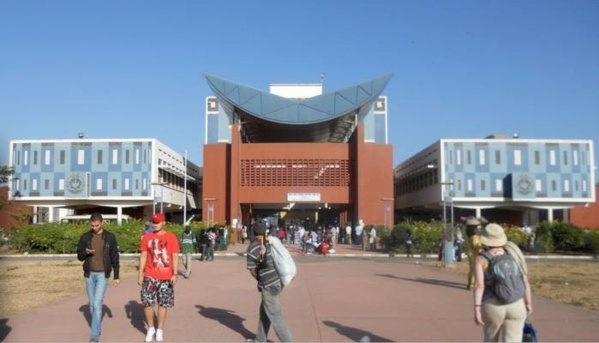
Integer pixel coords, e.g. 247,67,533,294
583,230,599,255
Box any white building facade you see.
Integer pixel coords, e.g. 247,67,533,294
8,138,201,224
394,135,596,226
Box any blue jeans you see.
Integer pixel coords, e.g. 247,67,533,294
256,283,293,342
85,272,108,341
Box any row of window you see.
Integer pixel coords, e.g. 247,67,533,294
14,176,150,192
397,175,589,195
13,148,151,166
447,148,589,166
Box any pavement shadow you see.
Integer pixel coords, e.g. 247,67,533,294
78,304,113,327
124,300,146,334
196,305,254,340
0,318,11,341
376,274,466,290
323,320,394,342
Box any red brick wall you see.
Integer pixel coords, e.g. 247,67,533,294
570,185,599,229
202,124,394,227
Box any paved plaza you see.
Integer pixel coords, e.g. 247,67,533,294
1,243,599,342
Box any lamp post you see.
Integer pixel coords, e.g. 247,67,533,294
440,181,455,267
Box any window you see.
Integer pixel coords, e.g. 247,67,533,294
467,150,472,165
23,150,29,166
135,149,140,164
495,150,501,164
144,150,147,164
125,150,130,164
44,150,51,165
96,179,103,191
33,151,38,165
112,179,117,190
23,179,28,190
97,150,103,164
479,150,486,166
563,151,568,166
143,178,147,190
467,179,473,192
135,179,139,190
583,180,587,192
495,179,503,192
575,180,579,192
44,179,49,190
534,151,540,165
564,180,570,192
551,180,557,191
536,180,542,192
77,149,85,165
32,179,37,191
457,179,462,191
112,149,118,165
59,179,64,190
456,149,462,165
573,151,579,166
60,150,65,164
514,150,522,166
481,180,486,191
549,150,556,166
124,178,130,190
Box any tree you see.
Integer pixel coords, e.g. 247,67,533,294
0,165,13,184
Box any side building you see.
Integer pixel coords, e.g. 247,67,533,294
202,73,394,229
394,135,596,226
8,138,201,224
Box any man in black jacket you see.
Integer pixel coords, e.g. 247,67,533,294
77,212,120,343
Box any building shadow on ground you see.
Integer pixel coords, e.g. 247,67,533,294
0,318,11,341
78,304,113,328
323,320,394,342
376,274,466,290
124,300,146,334
196,305,254,340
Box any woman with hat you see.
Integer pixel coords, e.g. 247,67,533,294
473,223,533,342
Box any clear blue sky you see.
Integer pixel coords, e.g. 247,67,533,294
1,1,598,178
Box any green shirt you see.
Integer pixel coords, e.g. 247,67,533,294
180,231,196,254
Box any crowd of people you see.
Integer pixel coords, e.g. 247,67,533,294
76,212,533,342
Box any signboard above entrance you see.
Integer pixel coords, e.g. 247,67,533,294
288,193,321,202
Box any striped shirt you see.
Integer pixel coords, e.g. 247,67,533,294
247,240,280,289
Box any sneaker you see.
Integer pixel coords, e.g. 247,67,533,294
155,329,164,342
145,327,155,343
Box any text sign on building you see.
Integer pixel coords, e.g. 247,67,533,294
287,193,321,202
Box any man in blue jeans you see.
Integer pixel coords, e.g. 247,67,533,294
246,219,293,342
77,212,120,342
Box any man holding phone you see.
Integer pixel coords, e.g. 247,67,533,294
77,212,120,343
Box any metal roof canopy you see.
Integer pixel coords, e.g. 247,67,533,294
204,73,393,143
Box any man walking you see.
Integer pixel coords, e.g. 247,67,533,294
180,225,196,278
138,213,180,342
246,219,293,342
77,212,120,343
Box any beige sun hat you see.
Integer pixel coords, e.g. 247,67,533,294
480,223,507,247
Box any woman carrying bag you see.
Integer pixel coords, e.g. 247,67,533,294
473,223,533,342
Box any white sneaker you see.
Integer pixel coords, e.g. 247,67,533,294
145,327,155,343
156,329,164,342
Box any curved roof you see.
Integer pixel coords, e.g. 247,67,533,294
204,73,393,143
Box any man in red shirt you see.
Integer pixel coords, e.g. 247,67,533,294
137,213,180,342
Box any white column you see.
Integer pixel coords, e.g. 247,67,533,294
475,208,482,218
33,206,38,224
547,209,554,222
117,206,123,226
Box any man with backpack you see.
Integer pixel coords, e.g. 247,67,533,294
246,218,293,343
473,223,533,342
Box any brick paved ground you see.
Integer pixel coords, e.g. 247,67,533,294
1,242,598,342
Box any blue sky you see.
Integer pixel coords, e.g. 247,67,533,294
1,1,598,178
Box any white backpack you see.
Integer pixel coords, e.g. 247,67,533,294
267,236,297,287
